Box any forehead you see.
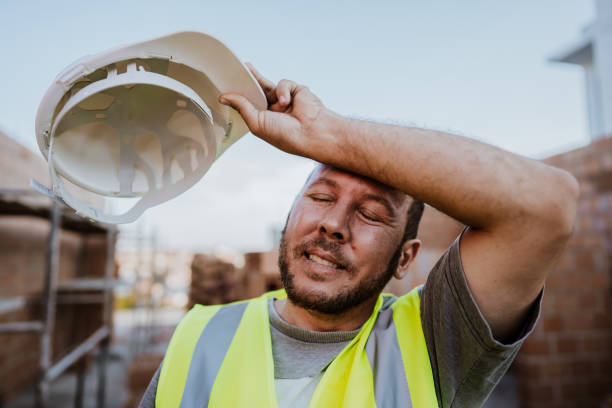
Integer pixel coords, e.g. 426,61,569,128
303,165,409,208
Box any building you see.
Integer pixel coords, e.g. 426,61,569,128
507,3,612,406
550,0,612,142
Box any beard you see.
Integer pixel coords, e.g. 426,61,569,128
278,228,402,315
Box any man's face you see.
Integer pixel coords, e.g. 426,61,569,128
279,165,411,314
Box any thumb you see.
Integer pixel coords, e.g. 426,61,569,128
219,93,262,134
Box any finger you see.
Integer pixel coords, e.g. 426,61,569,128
267,102,285,113
219,93,262,134
276,79,298,107
245,63,276,93
246,63,278,106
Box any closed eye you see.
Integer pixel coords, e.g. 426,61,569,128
359,208,382,222
308,194,334,203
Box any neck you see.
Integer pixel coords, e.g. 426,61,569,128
274,295,379,332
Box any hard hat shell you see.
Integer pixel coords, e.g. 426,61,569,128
34,31,266,224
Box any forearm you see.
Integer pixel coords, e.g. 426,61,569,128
307,109,578,233
219,70,577,235
221,70,579,339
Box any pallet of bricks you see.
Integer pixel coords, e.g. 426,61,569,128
188,250,283,309
0,131,116,405
188,254,246,308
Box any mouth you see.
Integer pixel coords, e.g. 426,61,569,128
304,251,346,270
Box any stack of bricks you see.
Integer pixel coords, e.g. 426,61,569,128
243,250,283,298
187,251,283,309
0,304,40,404
0,132,113,403
187,255,246,308
513,135,612,407
0,219,111,402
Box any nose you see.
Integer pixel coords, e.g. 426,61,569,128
318,204,350,242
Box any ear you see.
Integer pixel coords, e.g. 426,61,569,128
394,239,421,280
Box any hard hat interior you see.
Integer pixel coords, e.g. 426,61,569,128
50,59,222,198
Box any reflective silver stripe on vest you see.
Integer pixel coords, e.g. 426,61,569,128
179,302,248,408
365,304,412,408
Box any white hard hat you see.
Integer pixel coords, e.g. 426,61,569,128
33,31,266,224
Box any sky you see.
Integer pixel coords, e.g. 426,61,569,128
0,0,595,252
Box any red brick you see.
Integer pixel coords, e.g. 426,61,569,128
593,358,612,375
556,336,578,353
571,360,595,376
574,252,594,269
587,379,612,396
580,335,611,353
541,361,564,378
578,292,599,308
544,316,564,332
561,383,587,399
514,358,543,378
522,338,550,355
556,250,574,267
547,293,577,310
592,314,612,330
591,271,610,290
563,315,592,331
521,383,555,403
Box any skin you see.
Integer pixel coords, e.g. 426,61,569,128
219,64,580,342
277,165,420,331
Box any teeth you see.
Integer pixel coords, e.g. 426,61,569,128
309,254,338,269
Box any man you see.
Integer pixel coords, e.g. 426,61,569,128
140,66,579,407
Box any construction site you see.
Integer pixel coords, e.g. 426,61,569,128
1,2,611,408
1,125,611,407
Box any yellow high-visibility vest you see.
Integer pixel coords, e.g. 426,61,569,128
156,286,438,408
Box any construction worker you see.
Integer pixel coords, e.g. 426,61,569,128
139,65,579,407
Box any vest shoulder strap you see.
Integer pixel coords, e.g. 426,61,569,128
156,303,223,408
156,295,275,408
391,286,439,408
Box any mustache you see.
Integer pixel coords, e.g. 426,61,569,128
292,237,355,273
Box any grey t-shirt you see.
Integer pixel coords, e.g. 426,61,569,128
420,234,541,406
139,234,541,407
267,300,360,406
268,299,360,379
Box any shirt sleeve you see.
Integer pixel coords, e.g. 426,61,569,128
138,364,161,408
420,229,542,408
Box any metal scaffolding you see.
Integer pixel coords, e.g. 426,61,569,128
0,189,117,408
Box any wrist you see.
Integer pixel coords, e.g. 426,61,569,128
304,108,350,164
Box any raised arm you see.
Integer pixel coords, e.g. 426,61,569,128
220,67,579,341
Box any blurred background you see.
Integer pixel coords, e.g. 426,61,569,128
0,0,610,407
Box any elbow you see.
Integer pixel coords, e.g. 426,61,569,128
545,169,580,242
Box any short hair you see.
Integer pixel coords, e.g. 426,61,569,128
402,198,424,242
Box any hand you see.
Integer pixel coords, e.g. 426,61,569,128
219,64,328,157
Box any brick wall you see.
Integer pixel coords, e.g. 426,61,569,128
514,136,612,408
